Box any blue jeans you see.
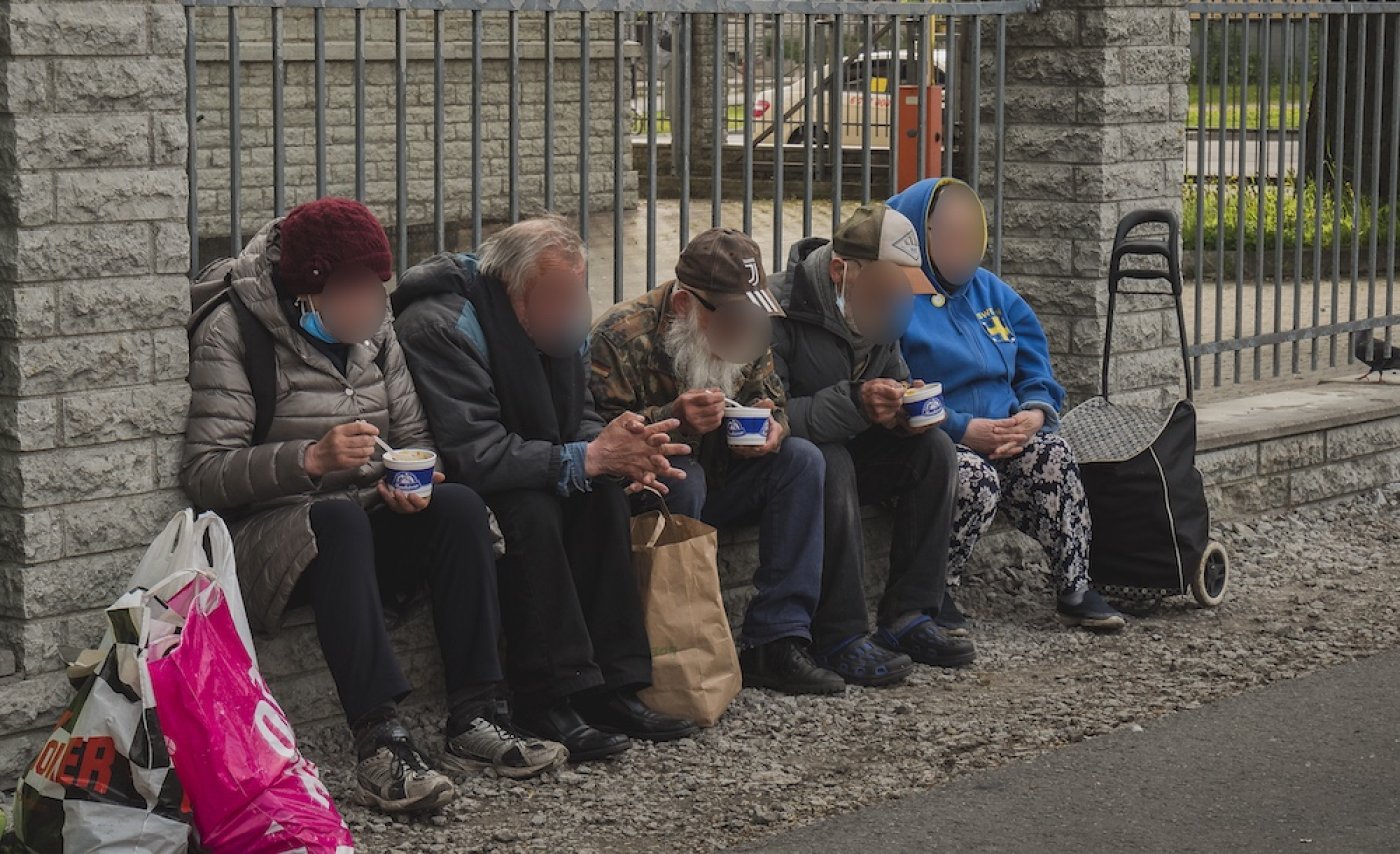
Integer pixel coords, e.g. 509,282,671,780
654,437,825,648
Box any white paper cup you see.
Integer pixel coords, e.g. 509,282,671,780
383,448,437,499
723,405,771,446
902,383,947,428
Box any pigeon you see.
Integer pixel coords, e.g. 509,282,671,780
1353,331,1400,382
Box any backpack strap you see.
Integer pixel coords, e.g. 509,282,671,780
225,290,278,447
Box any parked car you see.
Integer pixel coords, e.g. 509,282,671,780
751,48,946,148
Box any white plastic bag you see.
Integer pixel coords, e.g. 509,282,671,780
90,510,257,667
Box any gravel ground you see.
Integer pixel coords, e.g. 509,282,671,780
300,484,1400,853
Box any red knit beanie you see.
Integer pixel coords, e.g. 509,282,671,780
278,197,393,296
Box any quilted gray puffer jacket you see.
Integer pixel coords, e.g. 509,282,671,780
180,219,433,634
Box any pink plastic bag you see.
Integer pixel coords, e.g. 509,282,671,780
146,573,355,853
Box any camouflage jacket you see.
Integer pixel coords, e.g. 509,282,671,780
589,282,789,480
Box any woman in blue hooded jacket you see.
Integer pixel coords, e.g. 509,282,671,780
888,178,1125,633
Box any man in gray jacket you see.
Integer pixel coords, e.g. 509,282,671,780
393,216,698,764
770,203,975,677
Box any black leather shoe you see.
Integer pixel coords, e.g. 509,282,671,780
575,691,699,742
514,700,631,763
739,637,846,695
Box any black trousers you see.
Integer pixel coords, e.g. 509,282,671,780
484,483,652,708
812,426,958,650
292,484,503,726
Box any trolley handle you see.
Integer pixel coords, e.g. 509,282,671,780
1102,209,1194,403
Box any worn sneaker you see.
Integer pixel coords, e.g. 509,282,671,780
934,589,972,637
1055,588,1128,632
739,637,846,695
876,615,977,668
353,719,456,813
442,715,570,780
815,634,914,687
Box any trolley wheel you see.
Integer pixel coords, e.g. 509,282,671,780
1191,541,1229,608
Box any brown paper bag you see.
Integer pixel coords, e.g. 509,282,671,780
631,499,741,727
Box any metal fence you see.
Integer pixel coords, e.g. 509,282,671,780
183,0,1035,310
1186,0,1400,391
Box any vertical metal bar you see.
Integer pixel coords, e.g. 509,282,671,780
773,12,784,267
579,12,591,256
272,8,285,217
1311,15,1329,372
186,4,199,276
1365,13,1385,357
1193,13,1208,387
831,13,843,232
945,13,958,179
679,14,692,250
889,14,902,198
742,14,755,235
314,8,326,198
228,8,241,257
434,10,445,253
509,11,521,223
992,13,1005,275
968,16,982,191
614,12,625,300
355,8,366,202
1231,17,1249,385
862,14,873,203
545,11,556,212
1292,13,1309,374
1274,15,1290,378
1388,14,1400,353
1346,15,1368,366
472,10,483,245
1213,15,1228,386
803,15,814,235
395,9,408,275
712,12,723,229
647,13,659,287
1329,16,1347,367
917,18,929,183
1252,19,1269,380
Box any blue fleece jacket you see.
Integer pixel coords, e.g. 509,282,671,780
887,178,1065,443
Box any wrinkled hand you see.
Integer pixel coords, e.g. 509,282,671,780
860,378,905,428
988,409,1045,459
306,421,379,478
673,388,726,435
378,471,445,514
961,416,1020,459
731,399,784,458
587,412,690,494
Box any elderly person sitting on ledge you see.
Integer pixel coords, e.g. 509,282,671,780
888,178,1127,634
392,215,699,765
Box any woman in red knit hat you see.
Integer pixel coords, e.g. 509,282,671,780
181,198,567,815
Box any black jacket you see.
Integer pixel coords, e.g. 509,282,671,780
769,238,912,445
391,252,605,495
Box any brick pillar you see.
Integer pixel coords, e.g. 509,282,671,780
0,0,191,776
993,0,1189,410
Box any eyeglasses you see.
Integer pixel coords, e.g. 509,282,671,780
680,285,720,312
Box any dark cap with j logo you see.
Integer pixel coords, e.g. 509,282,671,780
675,227,785,317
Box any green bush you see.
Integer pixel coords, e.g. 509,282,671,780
1183,178,1397,254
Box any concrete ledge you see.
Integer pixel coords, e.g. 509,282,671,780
1197,382,1400,518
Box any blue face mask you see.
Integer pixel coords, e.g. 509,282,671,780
299,303,339,344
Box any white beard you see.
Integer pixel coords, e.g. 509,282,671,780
663,306,746,396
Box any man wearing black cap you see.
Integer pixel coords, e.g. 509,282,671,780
590,228,844,696
769,204,976,685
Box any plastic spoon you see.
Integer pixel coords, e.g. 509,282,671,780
373,435,396,457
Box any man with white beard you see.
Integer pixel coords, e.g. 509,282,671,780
590,228,845,696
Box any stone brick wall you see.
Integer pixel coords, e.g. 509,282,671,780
191,8,638,266
0,0,192,776
989,0,1189,411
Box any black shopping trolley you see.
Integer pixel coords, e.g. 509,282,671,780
1059,209,1230,610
